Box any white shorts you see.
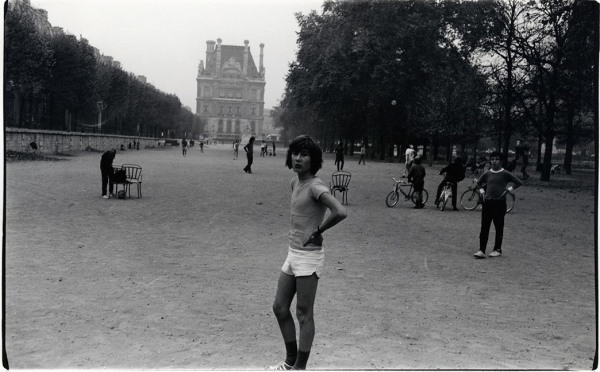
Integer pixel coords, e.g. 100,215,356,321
281,247,324,278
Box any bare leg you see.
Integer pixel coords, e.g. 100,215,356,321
295,274,319,352
273,272,297,343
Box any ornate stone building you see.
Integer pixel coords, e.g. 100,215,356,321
196,39,266,140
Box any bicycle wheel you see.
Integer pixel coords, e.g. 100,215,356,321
410,189,429,205
460,189,480,210
505,191,516,213
385,191,399,207
441,193,448,211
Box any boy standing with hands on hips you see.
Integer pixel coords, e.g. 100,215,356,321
473,151,523,258
270,135,347,370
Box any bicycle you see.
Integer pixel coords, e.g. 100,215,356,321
385,177,429,207
459,178,515,213
437,181,453,211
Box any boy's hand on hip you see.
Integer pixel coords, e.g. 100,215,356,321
303,231,323,247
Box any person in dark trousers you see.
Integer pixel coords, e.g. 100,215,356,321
407,156,426,208
182,138,188,156
100,149,117,199
358,145,366,165
434,156,465,211
243,136,255,174
334,142,344,171
473,151,524,259
270,135,347,371
272,141,276,156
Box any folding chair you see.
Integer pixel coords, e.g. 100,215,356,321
329,171,351,205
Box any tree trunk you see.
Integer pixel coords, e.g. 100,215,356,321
540,132,554,181
536,134,543,172
563,106,575,175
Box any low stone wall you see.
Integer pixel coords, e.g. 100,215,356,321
5,128,158,154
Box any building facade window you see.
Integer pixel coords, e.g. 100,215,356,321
226,120,232,133
218,120,224,133
251,121,256,134
235,120,241,133
251,106,256,116
203,105,209,113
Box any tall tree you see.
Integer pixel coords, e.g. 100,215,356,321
4,7,54,128
516,0,582,181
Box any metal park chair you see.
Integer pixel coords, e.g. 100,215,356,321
329,171,351,205
121,164,143,198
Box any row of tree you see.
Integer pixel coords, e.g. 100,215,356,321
4,2,204,139
271,0,597,180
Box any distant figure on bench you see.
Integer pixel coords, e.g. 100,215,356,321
30,141,38,154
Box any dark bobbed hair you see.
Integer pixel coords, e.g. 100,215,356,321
413,156,422,165
285,135,323,175
490,151,502,159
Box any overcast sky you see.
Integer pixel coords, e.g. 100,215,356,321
30,0,324,111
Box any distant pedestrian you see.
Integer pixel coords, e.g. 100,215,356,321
100,149,117,199
182,138,188,156
407,156,426,208
272,141,276,156
403,144,415,177
200,141,204,153
334,142,344,171
473,151,524,259
261,141,268,157
358,145,366,165
233,140,240,160
136,140,140,150
243,136,255,174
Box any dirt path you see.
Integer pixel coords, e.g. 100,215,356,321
4,145,596,370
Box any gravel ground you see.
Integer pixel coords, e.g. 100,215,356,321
4,144,597,370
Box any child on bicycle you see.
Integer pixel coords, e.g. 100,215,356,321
407,156,426,209
434,156,465,211
473,151,523,259
270,135,347,370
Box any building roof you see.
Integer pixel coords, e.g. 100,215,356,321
203,44,260,78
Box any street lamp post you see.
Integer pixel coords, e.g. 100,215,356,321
97,101,107,133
